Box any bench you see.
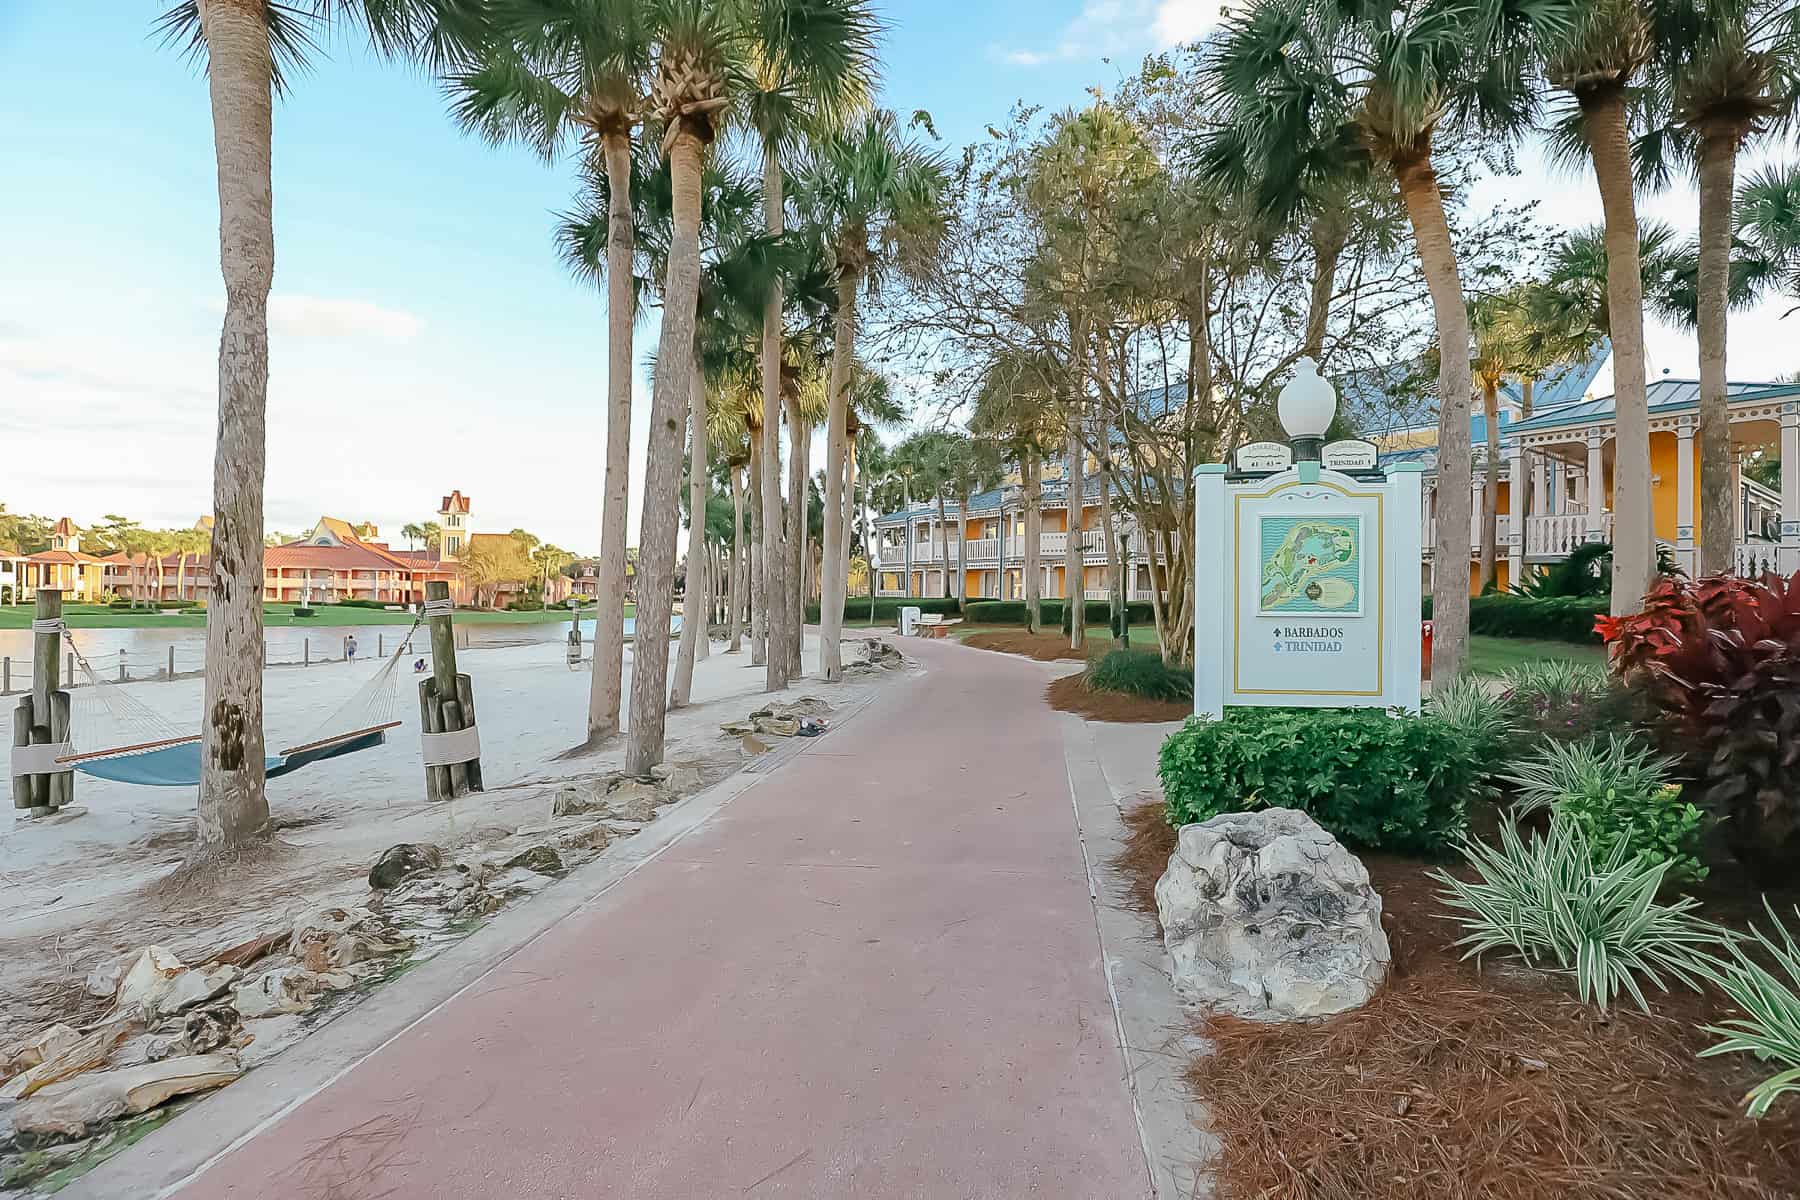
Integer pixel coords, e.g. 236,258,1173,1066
913,614,963,639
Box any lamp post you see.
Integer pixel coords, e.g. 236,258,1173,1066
1278,356,1338,463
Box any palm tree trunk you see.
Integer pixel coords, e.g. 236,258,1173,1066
1696,127,1739,576
193,0,274,861
956,490,970,604
1098,467,1125,645
1023,448,1042,633
670,340,707,708
842,436,859,619
1480,376,1500,589
1583,91,1655,612
1065,424,1086,648
1393,145,1473,681
759,146,789,692
625,125,706,775
785,391,808,676
748,432,767,667
728,463,745,652
1304,218,1347,360
588,131,635,740
820,263,859,680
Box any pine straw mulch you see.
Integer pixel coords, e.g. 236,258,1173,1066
1045,672,1193,723
1111,802,1800,1200
960,629,1087,662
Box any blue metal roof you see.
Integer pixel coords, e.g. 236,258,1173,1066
1509,377,1800,435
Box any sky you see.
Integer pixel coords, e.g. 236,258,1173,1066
2,1,1797,554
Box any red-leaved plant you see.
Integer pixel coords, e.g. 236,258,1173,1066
1597,571,1800,881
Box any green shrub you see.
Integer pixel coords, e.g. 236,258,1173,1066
292,607,316,618
1421,593,1609,643
109,598,198,611
1513,541,1612,599
333,597,392,610
1158,707,1478,853
1427,676,1515,760
1084,649,1192,702
1504,735,1707,882
1433,817,1718,1012
960,599,1153,628
1698,902,1800,1117
806,597,960,623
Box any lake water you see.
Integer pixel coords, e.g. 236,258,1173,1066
0,614,679,688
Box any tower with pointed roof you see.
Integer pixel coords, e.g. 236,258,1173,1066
439,490,470,558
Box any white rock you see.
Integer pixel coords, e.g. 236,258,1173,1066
84,952,134,1000
111,946,185,1016
12,1054,240,1138
237,1015,306,1069
232,967,321,1019
1,1024,81,1081
1155,808,1390,1020
488,867,552,896
158,964,241,1016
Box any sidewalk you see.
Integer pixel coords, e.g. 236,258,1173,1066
82,635,1151,1199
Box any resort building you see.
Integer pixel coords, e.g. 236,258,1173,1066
870,352,1800,601
1370,352,1800,592
3,519,106,602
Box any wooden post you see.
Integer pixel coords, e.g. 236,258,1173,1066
419,580,482,801
304,638,310,667
3,658,10,694
14,590,70,816
168,645,176,680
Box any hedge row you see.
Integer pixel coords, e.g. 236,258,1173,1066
963,599,1154,627
805,597,961,623
109,598,199,611
1420,593,1607,644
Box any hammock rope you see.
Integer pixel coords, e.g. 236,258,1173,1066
48,619,419,784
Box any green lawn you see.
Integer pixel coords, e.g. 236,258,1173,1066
0,602,627,630
1465,634,1605,676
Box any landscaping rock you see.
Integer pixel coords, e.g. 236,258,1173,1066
12,1055,241,1138
503,846,563,874
552,784,593,817
488,867,553,897
602,779,663,822
83,952,134,1000
0,1019,137,1101
1155,808,1389,1020
111,946,186,1016
368,843,443,890
233,968,325,1019
158,964,240,1016
1,1024,81,1083
237,1015,306,1069
291,906,411,968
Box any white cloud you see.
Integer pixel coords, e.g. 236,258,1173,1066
267,294,424,342
995,0,1222,67
1152,0,1222,46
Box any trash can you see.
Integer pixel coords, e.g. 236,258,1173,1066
1421,620,1433,681
899,606,922,637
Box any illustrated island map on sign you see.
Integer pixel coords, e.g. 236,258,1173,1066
1259,516,1361,614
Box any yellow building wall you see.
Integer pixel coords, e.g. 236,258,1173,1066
965,569,985,596
1466,559,1512,596
1649,430,1696,545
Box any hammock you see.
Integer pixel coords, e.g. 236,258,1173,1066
42,623,412,788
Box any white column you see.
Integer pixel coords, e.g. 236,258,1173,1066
1507,447,1525,586
1531,451,1548,516
1676,417,1696,551
1782,402,1800,544
1585,433,1607,543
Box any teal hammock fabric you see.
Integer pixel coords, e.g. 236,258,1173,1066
71,728,390,787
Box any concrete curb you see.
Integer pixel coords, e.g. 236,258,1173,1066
64,681,904,1200
1060,713,1218,1200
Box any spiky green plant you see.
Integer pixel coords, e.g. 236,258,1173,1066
1433,818,1720,1012
1428,675,1515,758
1500,657,1612,712
1698,902,1800,1118
1506,734,1673,816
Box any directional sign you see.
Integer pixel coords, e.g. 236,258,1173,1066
1233,441,1294,473
1321,438,1380,471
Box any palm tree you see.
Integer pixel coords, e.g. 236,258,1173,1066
1652,0,1800,574
970,349,1064,633
741,0,881,691
157,0,483,861
940,432,1004,607
622,2,742,774
1738,161,1800,304
1469,292,1537,589
1201,0,1550,679
798,108,947,678
401,521,426,553
1541,0,1661,612
452,0,654,740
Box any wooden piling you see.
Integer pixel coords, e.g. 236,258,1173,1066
14,590,70,816
419,581,482,801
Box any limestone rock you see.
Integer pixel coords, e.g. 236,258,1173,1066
503,846,563,875
111,946,185,1016
552,784,593,817
291,906,411,968
1155,808,1389,1020
159,964,240,1016
84,952,134,1000
368,843,442,890
0,1019,137,1101
601,779,662,823
233,967,325,1019
1,1024,81,1083
12,1054,240,1138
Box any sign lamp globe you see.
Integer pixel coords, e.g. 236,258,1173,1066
1277,356,1337,462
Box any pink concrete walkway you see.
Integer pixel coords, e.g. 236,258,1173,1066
176,637,1148,1199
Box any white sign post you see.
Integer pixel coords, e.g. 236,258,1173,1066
1194,358,1423,719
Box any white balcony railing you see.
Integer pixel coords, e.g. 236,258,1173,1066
1524,513,1605,559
